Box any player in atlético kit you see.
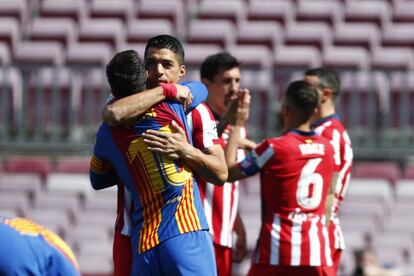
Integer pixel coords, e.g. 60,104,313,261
0,217,80,276
304,68,353,274
227,81,335,276
90,50,218,275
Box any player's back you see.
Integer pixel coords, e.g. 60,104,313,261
253,130,335,266
94,100,208,254
0,217,80,276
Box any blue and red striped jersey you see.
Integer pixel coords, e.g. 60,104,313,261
91,85,209,254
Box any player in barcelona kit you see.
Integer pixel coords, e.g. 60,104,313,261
0,216,80,276
90,50,219,276
97,35,227,276
304,68,353,274
227,81,336,276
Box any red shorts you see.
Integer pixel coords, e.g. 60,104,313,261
247,264,335,276
213,243,232,276
113,231,132,276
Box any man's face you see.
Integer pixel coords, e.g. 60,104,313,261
205,67,241,116
145,48,186,89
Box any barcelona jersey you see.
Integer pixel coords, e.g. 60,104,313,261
91,84,209,255
0,217,80,276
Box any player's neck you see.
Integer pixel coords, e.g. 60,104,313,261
318,103,336,119
285,120,311,132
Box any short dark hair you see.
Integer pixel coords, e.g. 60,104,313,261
106,50,146,99
144,34,185,65
305,67,341,98
200,52,241,81
285,80,319,122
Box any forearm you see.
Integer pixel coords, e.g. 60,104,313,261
102,87,165,126
183,145,227,185
225,125,242,167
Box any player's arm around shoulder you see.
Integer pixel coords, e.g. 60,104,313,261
102,84,192,126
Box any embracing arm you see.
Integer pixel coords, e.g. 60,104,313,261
89,155,117,190
143,120,227,185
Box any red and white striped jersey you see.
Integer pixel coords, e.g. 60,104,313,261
238,130,335,266
312,115,353,250
188,103,246,248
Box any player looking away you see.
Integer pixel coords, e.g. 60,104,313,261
304,67,353,274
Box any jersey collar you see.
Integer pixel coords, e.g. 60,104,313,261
287,129,316,136
311,114,341,129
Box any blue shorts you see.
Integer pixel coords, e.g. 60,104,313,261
132,230,217,276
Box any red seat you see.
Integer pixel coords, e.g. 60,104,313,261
247,0,295,26
333,22,381,50
226,45,273,69
371,46,414,70
197,0,246,24
323,45,370,70
382,23,414,48
0,0,28,26
88,0,135,22
344,0,391,27
284,22,332,49
5,156,51,181
236,20,283,51
0,17,21,50
126,19,173,44
55,157,91,174
27,18,77,47
274,45,322,69
353,161,401,185
66,42,113,66
295,0,343,26
14,41,65,66
77,19,125,49
39,0,87,22
187,19,236,49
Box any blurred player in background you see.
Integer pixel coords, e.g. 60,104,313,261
143,52,255,276
304,67,353,274
98,35,227,275
226,81,335,276
90,49,223,275
0,216,80,276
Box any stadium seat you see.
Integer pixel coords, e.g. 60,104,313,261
344,0,392,27
395,179,414,202
340,215,381,236
126,19,174,44
322,45,371,70
383,215,414,234
187,19,236,49
27,18,77,47
14,41,65,66
88,0,135,22
46,172,93,196
353,162,401,185
284,22,332,49
226,45,273,69
197,0,247,24
247,0,295,26
0,193,30,217
0,0,29,26
236,20,284,50
392,1,414,23
0,67,23,140
295,0,343,26
77,68,111,135
382,23,414,48
0,173,42,199
137,0,185,37
340,200,387,219
66,42,113,66
77,19,125,49
274,45,322,69
0,42,11,65
183,43,223,68
346,178,394,208
339,71,389,131
5,156,51,181
83,193,117,213
39,0,87,23
32,191,81,217
371,46,414,70
25,209,72,236
0,17,22,50
389,71,414,129
55,157,91,174
26,67,80,141
333,23,381,50
75,209,116,232
402,164,414,179
117,42,147,55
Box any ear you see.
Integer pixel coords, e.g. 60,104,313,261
321,88,333,103
201,77,211,86
178,64,186,81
